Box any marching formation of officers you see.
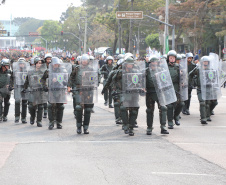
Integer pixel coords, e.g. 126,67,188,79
0,50,225,136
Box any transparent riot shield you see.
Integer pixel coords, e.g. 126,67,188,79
219,60,226,86
12,61,30,100
75,61,98,104
48,63,72,103
0,73,11,96
150,59,177,106
179,58,188,101
28,64,47,105
122,60,146,107
200,56,221,100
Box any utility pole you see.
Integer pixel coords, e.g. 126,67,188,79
128,0,134,53
164,0,169,54
137,22,140,57
78,23,81,55
84,14,88,54
224,35,226,59
118,0,121,54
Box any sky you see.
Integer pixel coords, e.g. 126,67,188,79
0,0,82,21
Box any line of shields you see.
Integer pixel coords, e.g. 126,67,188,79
4,57,223,109
12,61,74,106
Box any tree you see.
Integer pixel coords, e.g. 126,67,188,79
157,0,220,53
145,33,161,50
12,17,33,26
40,20,62,49
15,18,44,42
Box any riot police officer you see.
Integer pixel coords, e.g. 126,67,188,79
42,53,53,118
166,50,184,129
100,56,114,108
0,59,12,122
102,58,125,125
11,58,29,123
182,52,196,115
146,55,170,135
23,57,47,127
41,57,71,130
68,54,98,134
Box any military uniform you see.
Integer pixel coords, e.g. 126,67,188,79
68,59,96,134
41,58,68,130
100,57,114,107
146,65,169,135
195,69,209,124
0,61,12,122
102,64,122,124
167,62,184,128
11,60,29,123
24,60,47,127
183,60,196,114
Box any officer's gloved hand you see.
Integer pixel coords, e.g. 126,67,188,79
21,89,26,93
101,89,105,95
43,86,48,92
8,86,14,91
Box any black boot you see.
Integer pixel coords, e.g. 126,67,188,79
37,122,42,127
48,122,54,130
201,120,207,124
104,101,107,106
84,129,89,134
56,123,62,129
129,129,134,136
3,116,7,122
15,116,20,123
77,127,82,134
161,129,169,134
109,104,113,108
43,113,47,118
30,117,35,125
175,120,180,126
22,118,27,124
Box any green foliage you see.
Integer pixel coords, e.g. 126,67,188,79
16,18,44,42
145,33,160,50
40,20,62,49
12,17,33,26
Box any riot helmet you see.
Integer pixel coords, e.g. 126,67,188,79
106,56,114,64
167,50,177,64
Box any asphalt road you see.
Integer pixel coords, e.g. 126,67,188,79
0,85,226,185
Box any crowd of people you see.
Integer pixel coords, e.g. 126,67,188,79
0,50,225,136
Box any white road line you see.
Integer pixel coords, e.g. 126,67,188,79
150,172,219,177
175,142,226,145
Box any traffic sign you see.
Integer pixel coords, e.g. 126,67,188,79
222,48,226,54
0,30,7,34
29,32,39,36
116,11,143,19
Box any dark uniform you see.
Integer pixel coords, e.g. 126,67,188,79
183,54,196,115
100,56,114,107
146,56,169,135
11,59,29,123
68,55,96,134
166,50,184,129
41,57,66,130
0,59,12,122
102,64,122,124
23,58,46,127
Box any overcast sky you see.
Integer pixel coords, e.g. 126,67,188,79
0,0,82,21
